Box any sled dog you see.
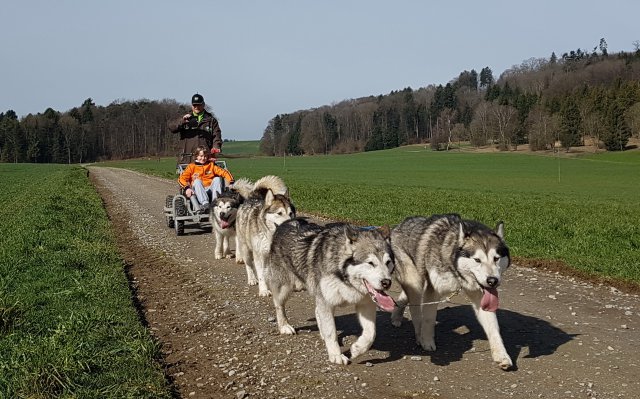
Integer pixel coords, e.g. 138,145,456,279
210,177,253,261
235,175,295,296
211,189,243,259
390,214,513,370
266,219,396,365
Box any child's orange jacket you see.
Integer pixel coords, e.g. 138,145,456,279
178,161,234,189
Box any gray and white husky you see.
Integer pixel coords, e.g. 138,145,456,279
266,219,397,365
390,214,513,370
211,189,243,260
235,175,295,296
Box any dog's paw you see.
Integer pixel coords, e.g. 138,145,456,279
349,343,368,360
493,352,513,370
328,353,350,365
390,306,405,327
390,314,403,328
247,278,258,286
236,258,245,265
225,253,234,259
214,253,223,260
258,282,271,297
418,336,436,351
279,324,296,335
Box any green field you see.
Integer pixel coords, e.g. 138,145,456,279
1,144,638,394
103,144,640,284
0,165,170,398
221,140,260,155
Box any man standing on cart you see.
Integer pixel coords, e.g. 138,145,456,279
169,93,223,164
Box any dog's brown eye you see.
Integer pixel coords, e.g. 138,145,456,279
494,256,501,262
473,258,481,263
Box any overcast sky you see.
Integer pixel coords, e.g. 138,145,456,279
2,1,638,140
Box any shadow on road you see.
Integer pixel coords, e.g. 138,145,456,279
301,304,577,369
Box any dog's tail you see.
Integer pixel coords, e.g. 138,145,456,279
251,175,288,199
231,177,254,199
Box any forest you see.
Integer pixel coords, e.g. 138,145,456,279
260,39,640,155
1,39,639,164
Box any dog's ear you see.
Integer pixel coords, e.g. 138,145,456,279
377,224,391,240
458,222,466,243
495,221,505,239
289,202,296,218
264,189,274,205
344,225,359,244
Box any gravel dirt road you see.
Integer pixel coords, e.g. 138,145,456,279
88,166,639,399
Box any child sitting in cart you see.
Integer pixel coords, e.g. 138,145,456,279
179,145,234,213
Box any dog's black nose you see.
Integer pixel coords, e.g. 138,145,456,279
381,279,392,290
486,276,499,287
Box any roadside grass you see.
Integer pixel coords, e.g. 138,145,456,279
100,145,640,285
0,164,170,398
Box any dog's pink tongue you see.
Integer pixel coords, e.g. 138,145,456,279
364,280,397,312
220,220,230,229
481,287,499,312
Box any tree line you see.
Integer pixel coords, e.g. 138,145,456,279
0,98,197,163
260,39,640,155
2,39,640,164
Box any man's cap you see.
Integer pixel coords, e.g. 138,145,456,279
191,94,205,105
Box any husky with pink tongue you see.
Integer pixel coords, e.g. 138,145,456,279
390,214,512,370
265,219,396,365
211,187,244,260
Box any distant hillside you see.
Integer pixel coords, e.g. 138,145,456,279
260,39,640,156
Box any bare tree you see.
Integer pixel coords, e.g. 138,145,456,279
582,113,606,152
59,115,80,164
470,102,492,147
299,112,324,155
489,103,517,150
441,108,457,151
451,123,467,149
527,106,558,151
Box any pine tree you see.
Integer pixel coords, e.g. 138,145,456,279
602,102,631,150
479,67,494,88
599,38,608,57
559,98,582,151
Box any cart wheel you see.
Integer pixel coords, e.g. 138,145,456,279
174,196,187,235
165,196,175,228
175,220,184,235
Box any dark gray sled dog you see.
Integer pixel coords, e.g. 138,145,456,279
266,219,397,365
